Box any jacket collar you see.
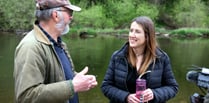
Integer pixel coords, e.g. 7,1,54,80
33,23,51,45
116,42,129,57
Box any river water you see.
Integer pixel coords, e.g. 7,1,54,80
1,32,209,103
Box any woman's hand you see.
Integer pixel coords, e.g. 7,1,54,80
127,93,140,103
142,88,154,102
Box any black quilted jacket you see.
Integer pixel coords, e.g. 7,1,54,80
101,42,178,103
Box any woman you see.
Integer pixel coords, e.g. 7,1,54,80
101,16,178,103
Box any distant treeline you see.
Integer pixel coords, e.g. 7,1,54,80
0,0,208,32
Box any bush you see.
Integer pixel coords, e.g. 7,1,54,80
103,0,159,29
135,1,159,21
72,5,114,29
172,0,208,28
169,28,209,38
103,0,135,29
0,0,208,32
0,0,35,31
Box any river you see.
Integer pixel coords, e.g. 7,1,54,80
1,32,209,103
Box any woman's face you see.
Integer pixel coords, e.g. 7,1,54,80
129,21,146,49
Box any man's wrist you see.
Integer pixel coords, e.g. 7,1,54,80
69,80,74,97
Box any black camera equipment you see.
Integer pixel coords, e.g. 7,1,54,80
186,65,209,103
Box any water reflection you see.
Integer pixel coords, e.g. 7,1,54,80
0,33,20,103
1,33,209,103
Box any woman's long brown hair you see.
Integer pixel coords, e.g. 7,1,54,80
128,16,157,74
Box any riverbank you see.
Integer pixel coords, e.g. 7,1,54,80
1,27,209,40
68,27,209,39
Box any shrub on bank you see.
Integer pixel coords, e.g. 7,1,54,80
169,28,209,38
0,0,34,32
172,0,208,28
67,27,209,39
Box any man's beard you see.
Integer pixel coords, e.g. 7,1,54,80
55,12,70,35
61,25,70,35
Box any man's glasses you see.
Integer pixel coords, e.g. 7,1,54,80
57,9,73,17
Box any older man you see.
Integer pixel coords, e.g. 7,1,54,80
14,0,97,103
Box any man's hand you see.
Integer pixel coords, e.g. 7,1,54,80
72,66,98,92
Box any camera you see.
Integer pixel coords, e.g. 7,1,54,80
190,93,204,103
186,65,209,103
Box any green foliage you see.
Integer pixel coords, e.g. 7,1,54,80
85,28,97,36
96,28,129,35
68,28,79,35
104,0,135,28
135,1,159,21
172,0,208,28
0,0,35,31
102,0,159,29
155,27,170,34
117,29,129,34
169,28,209,38
68,27,98,37
73,5,114,29
0,0,208,32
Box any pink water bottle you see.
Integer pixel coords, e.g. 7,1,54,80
136,78,146,102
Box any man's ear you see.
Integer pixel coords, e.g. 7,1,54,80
52,11,59,22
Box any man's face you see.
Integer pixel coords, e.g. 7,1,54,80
55,7,73,35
